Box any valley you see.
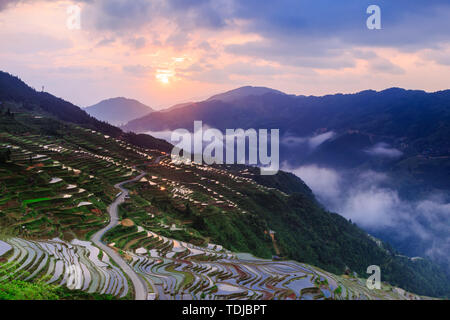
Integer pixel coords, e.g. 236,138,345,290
0,0,448,308
0,99,447,299
121,86,450,275
0,72,448,300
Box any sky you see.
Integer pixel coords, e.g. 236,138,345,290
1,0,450,109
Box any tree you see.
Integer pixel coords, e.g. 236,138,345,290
192,214,206,231
185,203,193,217
0,148,11,163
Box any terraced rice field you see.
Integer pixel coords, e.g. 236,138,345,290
103,222,425,300
0,118,431,300
0,127,154,239
0,231,425,300
0,238,128,297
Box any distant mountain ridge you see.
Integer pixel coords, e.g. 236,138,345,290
121,85,450,273
1,71,450,297
85,97,153,126
121,86,450,196
207,86,286,103
122,87,450,175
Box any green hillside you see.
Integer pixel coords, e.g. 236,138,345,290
0,72,449,298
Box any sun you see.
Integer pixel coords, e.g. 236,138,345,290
156,69,174,85
158,76,170,84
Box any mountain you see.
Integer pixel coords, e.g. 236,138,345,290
122,87,450,273
207,86,286,103
124,87,450,146
160,101,194,113
154,86,285,114
122,88,450,178
0,71,171,153
1,104,449,298
122,87,450,191
85,97,153,126
1,71,450,298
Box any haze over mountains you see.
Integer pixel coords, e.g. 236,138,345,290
121,86,450,274
85,97,154,126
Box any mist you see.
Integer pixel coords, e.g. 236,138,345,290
283,163,450,270
281,131,335,150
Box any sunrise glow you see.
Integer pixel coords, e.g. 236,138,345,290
0,1,448,109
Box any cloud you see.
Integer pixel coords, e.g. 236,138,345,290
164,31,191,48
179,61,283,84
80,0,230,35
179,67,232,84
95,37,116,47
224,62,279,76
231,0,450,49
354,51,405,75
84,0,155,32
0,0,93,12
284,164,341,202
5,1,450,53
226,39,356,70
369,57,405,75
3,0,449,100
308,131,335,148
341,186,400,228
0,0,19,11
423,48,450,66
67,0,450,50
165,0,229,30
147,125,277,167
284,164,450,268
122,64,153,77
223,1,450,70
126,36,147,49
281,136,307,146
40,0,450,70
282,131,335,149
46,66,94,74
285,165,401,229
144,130,174,142
0,32,72,54
416,199,450,234
365,142,403,158
1,1,450,121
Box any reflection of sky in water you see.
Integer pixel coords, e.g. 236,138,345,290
322,289,332,299
3,235,419,300
285,276,315,292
